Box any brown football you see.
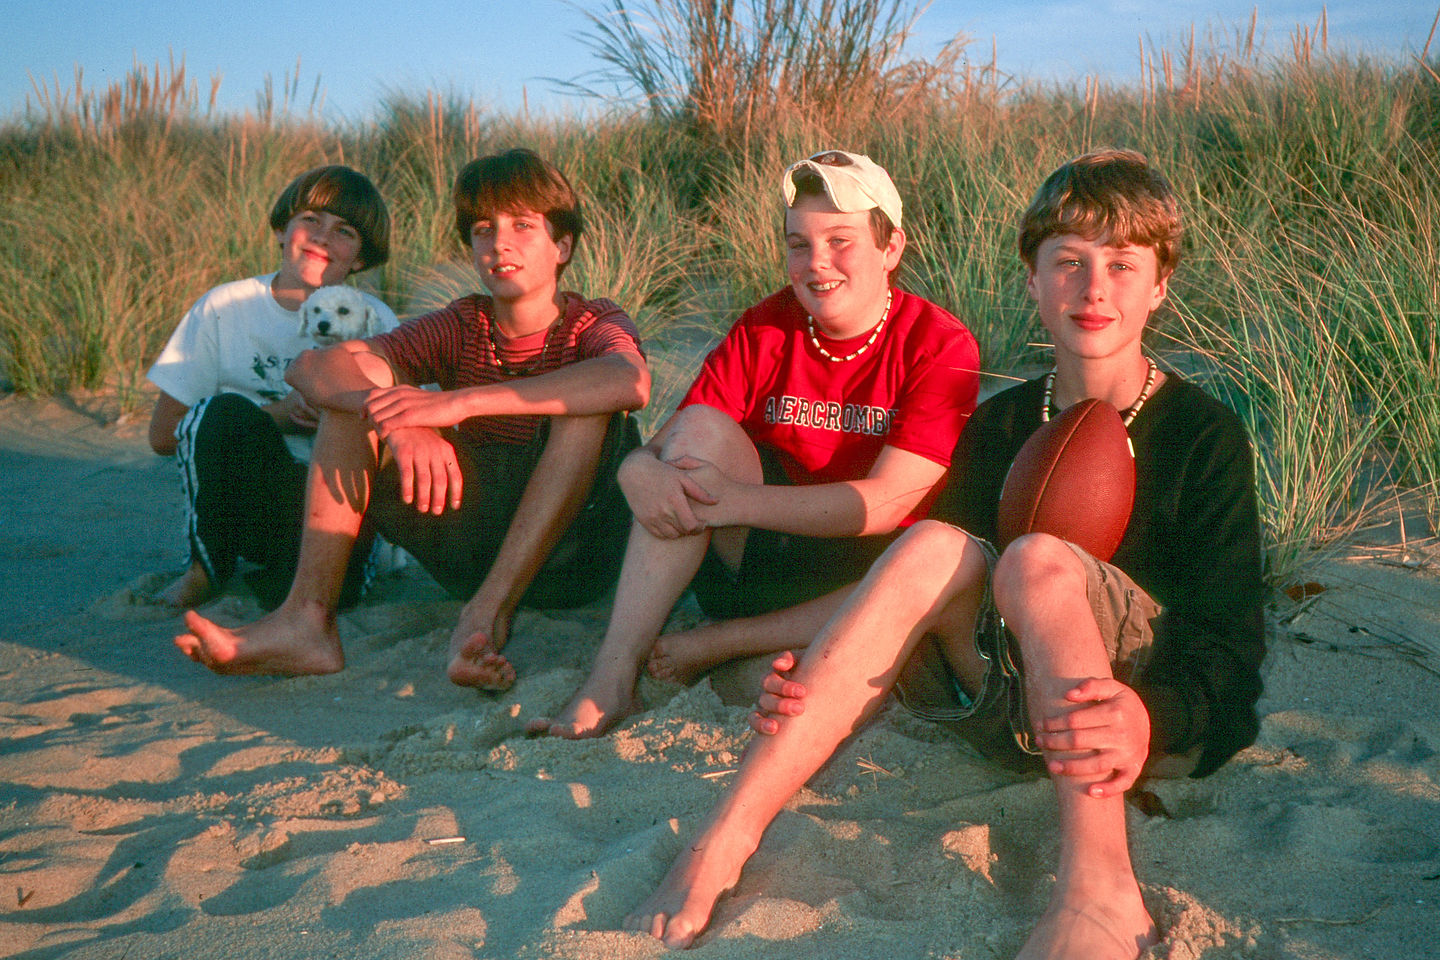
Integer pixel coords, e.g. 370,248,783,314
996,398,1136,561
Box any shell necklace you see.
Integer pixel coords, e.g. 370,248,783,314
1042,355,1158,426
807,289,892,363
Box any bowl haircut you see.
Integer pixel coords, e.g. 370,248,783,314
269,165,391,272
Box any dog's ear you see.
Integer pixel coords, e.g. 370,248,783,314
297,306,311,336
364,302,384,337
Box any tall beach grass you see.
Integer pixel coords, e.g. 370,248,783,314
1,3,1437,580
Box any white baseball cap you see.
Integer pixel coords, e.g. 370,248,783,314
782,150,903,230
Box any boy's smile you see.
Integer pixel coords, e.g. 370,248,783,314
471,209,572,315
275,210,362,294
1027,233,1168,365
785,196,903,339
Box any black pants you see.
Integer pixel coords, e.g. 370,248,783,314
174,393,371,609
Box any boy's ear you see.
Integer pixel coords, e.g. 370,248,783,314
1150,272,1170,312
882,228,906,273
556,232,573,266
1025,268,1039,303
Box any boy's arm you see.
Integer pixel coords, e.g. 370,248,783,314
286,339,398,412
679,443,947,538
617,423,719,540
362,352,649,438
148,392,189,455
147,389,319,455
1131,412,1266,776
288,340,467,515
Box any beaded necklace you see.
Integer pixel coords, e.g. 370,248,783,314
1041,355,1158,426
807,289,892,363
490,313,562,377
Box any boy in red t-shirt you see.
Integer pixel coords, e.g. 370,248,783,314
529,150,980,739
175,149,649,688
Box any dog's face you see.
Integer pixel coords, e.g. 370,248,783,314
298,286,383,346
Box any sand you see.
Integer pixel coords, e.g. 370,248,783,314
1,391,1438,959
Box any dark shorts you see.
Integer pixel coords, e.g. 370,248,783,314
366,413,641,608
894,534,1195,777
689,445,901,620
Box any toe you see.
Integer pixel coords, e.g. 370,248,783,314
663,916,697,949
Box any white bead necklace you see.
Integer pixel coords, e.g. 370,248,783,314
1041,355,1158,426
807,290,892,363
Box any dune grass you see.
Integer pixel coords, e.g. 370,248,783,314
1,3,1436,580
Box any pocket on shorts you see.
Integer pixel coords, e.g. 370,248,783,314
1110,584,1161,683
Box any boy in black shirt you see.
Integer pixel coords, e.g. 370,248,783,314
623,149,1264,959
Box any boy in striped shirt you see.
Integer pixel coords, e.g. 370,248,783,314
176,149,649,690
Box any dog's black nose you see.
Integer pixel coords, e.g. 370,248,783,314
316,321,331,334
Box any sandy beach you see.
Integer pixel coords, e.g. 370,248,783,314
2,391,1438,960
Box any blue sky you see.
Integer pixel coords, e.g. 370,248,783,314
6,1,1436,122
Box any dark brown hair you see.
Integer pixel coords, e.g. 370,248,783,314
453,148,583,276
269,165,390,272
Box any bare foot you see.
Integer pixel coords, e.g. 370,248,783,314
156,561,216,609
526,664,640,739
1018,891,1157,959
448,638,517,691
448,607,516,691
647,627,731,686
173,607,344,676
622,819,761,948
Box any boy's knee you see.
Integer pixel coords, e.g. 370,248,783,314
198,392,263,426
350,348,397,388
190,393,271,449
662,405,752,458
888,520,971,575
899,518,967,552
992,533,1085,612
876,520,985,598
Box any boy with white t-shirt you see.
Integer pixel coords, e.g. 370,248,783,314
147,165,398,608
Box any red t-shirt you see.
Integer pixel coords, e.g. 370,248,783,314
368,292,643,446
680,286,979,523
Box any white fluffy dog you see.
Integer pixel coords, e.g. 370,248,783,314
298,285,385,346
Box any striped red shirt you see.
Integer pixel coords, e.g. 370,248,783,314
368,292,643,446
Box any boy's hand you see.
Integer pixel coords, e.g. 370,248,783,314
1037,677,1150,798
265,391,320,433
288,392,320,430
618,451,717,539
382,427,464,515
750,650,806,735
666,456,746,528
364,385,465,436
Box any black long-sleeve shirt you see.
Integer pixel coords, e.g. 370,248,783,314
931,374,1266,778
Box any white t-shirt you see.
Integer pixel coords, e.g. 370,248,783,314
147,274,399,458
